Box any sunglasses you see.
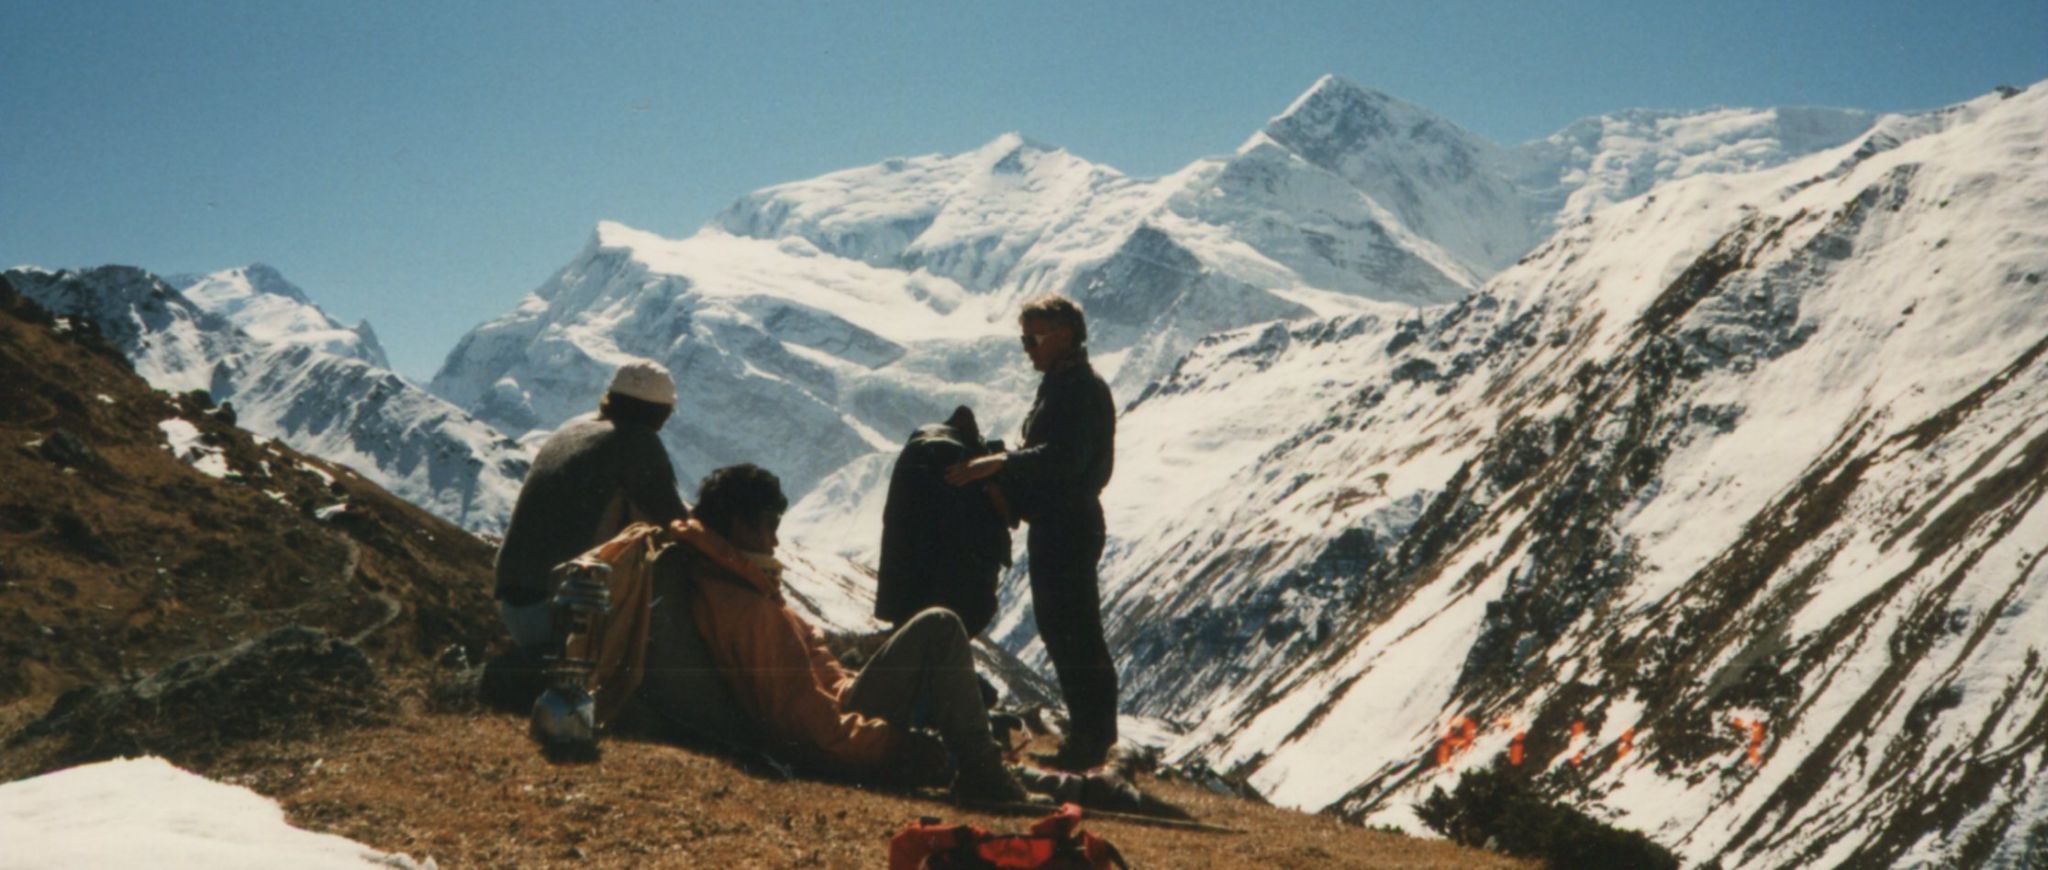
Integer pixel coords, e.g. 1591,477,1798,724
1021,331,1053,349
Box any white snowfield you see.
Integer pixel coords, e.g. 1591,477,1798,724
0,757,431,869
7,264,528,534
1087,81,2048,866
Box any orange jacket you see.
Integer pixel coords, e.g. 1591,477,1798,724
674,519,900,774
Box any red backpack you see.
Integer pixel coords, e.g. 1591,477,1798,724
889,803,1130,869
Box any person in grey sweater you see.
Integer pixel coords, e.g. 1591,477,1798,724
493,361,690,647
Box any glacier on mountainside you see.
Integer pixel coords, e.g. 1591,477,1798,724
6,265,528,534
1079,81,2048,867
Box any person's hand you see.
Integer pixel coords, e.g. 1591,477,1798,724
945,453,1006,486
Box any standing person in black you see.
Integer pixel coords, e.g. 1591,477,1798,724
946,294,1118,770
494,360,690,648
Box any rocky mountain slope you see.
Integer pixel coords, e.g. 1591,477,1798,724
432,76,1873,552
1070,82,2048,867
7,264,530,533
0,271,500,710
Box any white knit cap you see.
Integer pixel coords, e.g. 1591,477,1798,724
607,360,676,406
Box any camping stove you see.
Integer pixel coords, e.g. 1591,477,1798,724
530,557,611,756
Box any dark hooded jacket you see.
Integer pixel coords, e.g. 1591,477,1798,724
875,408,1011,635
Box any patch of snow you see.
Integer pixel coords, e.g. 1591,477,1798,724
0,756,433,869
157,417,229,479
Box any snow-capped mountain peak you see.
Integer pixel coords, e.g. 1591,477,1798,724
1247,77,1542,277
170,264,389,368
1261,75,1487,168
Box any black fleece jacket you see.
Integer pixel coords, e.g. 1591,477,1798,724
1003,356,1115,524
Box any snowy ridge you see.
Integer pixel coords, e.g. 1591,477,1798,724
1078,82,2048,866
7,265,528,534
6,265,242,393
169,264,390,368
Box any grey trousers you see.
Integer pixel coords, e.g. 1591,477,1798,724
843,608,999,758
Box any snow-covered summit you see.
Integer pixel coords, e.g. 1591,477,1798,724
715,131,1134,294
170,264,390,368
432,219,1021,506
1250,75,1540,275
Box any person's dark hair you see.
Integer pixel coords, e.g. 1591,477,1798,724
1019,294,1087,346
695,464,788,538
599,392,674,429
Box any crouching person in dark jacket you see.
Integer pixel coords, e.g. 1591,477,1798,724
875,405,1011,637
671,464,1031,801
947,294,1119,770
494,360,689,648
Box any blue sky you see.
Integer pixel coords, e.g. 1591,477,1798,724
4,1,2042,379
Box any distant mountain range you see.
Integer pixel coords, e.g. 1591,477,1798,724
433,76,1878,563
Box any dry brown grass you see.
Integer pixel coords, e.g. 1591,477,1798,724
161,690,1530,869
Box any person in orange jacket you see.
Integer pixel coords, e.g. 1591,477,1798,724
672,463,1031,802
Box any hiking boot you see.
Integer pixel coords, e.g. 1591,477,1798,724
1028,739,1112,772
952,751,1040,805
1078,771,1143,811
